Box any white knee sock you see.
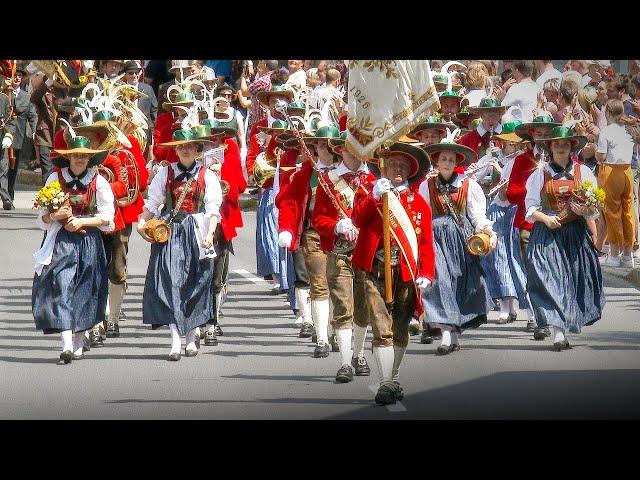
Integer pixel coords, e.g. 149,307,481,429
552,326,565,343
185,328,197,351
391,346,406,382
499,300,510,319
312,298,330,343
372,346,394,384
295,288,312,326
441,328,452,347
352,324,368,359
61,330,73,352
169,324,182,354
335,328,353,366
72,332,84,356
451,331,459,345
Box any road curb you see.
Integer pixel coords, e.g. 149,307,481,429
601,265,640,289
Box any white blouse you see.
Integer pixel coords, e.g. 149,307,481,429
418,175,494,232
34,168,115,275
144,162,223,259
473,152,518,208
525,161,599,222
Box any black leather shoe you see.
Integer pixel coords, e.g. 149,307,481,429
90,330,104,347
214,325,223,336
329,334,340,352
543,326,551,337
421,331,434,344
335,364,354,383
60,350,73,364
168,352,181,361
375,383,398,405
393,382,405,400
525,320,536,332
437,344,453,355
184,348,198,357
204,330,218,346
351,355,371,376
563,340,572,350
299,323,314,338
508,313,517,323
451,343,461,352
72,353,84,360
553,341,565,352
106,321,120,338
313,342,330,358
533,328,547,341
2,200,15,211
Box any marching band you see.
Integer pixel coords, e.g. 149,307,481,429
6,59,609,407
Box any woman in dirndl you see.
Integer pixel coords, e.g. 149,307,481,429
32,135,115,364
524,126,605,351
420,131,496,355
137,124,223,361
474,121,534,324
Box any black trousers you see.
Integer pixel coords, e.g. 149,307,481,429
38,146,53,185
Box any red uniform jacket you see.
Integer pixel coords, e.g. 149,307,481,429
311,169,377,253
277,159,314,251
152,112,178,164
246,118,267,178
219,138,247,241
351,189,436,282
506,148,537,231
274,148,300,208
458,128,486,156
117,134,150,225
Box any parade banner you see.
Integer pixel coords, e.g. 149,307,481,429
345,60,440,159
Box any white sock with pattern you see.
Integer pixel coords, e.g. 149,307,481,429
185,328,197,351
61,330,73,352
169,324,181,354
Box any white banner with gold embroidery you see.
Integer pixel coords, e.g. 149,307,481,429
345,60,440,159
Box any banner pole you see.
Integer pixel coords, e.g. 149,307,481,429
379,158,393,303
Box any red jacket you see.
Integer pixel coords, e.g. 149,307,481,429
351,189,436,282
274,148,300,208
277,160,314,251
218,138,247,241
458,128,486,156
117,134,150,225
311,170,377,253
246,118,267,178
506,148,537,231
152,112,178,164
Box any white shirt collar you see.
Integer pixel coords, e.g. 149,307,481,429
477,123,502,136
336,161,369,177
62,167,97,184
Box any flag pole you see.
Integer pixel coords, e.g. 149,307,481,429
379,157,393,303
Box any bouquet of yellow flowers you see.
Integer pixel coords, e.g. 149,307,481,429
33,181,68,212
575,181,606,209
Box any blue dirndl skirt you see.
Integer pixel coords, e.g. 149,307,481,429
143,214,215,335
256,188,288,283
422,214,494,330
526,216,605,333
481,203,530,308
32,228,108,334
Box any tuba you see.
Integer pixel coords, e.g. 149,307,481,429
113,147,141,207
253,151,276,187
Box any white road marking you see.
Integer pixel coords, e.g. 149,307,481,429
368,384,407,412
233,269,269,285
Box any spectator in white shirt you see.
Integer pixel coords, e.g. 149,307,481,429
284,59,306,92
500,60,540,122
534,60,562,89
463,62,489,107
596,99,636,267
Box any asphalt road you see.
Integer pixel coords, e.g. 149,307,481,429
1,189,640,419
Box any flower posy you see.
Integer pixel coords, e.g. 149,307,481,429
576,181,605,208
33,181,64,209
